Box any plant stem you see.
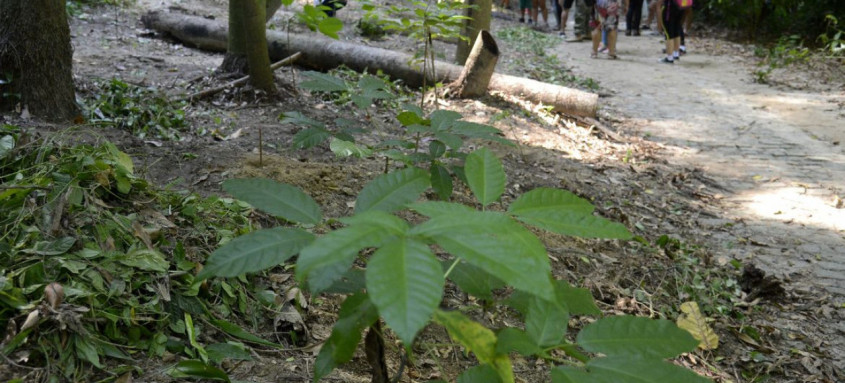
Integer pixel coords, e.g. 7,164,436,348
443,258,461,279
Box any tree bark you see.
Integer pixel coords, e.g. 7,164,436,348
220,0,275,93
242,0,275,92
0,0,79,121
456,0,492,65
142,11,598,117
450,30,499,98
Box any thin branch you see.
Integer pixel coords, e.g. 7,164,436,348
177,52,302,103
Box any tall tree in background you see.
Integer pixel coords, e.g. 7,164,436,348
455,0,492,65
219,0,278,92
0,0,79,121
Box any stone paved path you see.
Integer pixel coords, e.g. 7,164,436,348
550,28,845,363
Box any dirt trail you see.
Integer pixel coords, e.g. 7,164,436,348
550,26,845,360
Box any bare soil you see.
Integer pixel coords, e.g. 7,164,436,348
3,0,844,382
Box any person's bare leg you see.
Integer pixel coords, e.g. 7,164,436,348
608,29,618,56
561,8,570,33
592,27,601,55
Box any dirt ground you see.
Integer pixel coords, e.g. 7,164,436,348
4,0,844,382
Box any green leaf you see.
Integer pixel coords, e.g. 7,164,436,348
508,188,595,215
119,248,169,272
458,364,503,383
299,72,348,92
198,228,315,279
409,201,474,217
329,137,372,158
512,210,632,239
429,109,462,131
314,293,379,381
0,135,14,160
355,167,430,213
206,342,253,364
171,360,230,382
24,237,76,255
577,316,700,359
297,224,397,292
429,140,447,158
396,110,424,126
292,127,331,149
464,147,506,207
210,319,284,348
495,327,541,356
339,210,409,235
430,164,453,201
318,16,343,39
526,296,569,347
185,313,207,362
367,237,444,345
412,211,554,301
555,280,600,316
434,131,463,149
434,310,514,383
223,178,322,225
75,337,103,368
442,259,504,300
552,357,711,383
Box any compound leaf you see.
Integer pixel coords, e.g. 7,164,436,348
464,147,505,207
525,296,569,348
223,178,322,225
299,71,348,92
512,210,631,239
552,357,711,383
442,259,505,301
197,228,314,279
367,238,443,345
314,294,379,381
577,316,699,359
508,188,595,215
292,127,331,149
355,167,430,213
434,310,514,383
412,211,554,301
297,224,397,292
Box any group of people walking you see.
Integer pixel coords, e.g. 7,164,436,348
502,0,693,63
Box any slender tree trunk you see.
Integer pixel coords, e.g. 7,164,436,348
450,30,499,98
0,0,79,121
219,0,276,92
242,0,275,92
455,0,492,65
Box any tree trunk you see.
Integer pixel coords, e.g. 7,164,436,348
0,0,79,121
455,0,492,65
242,0,275,92
142,11,598,117
450,30,499,98
220,0,275,92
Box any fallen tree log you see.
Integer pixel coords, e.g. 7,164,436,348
142,10,598,117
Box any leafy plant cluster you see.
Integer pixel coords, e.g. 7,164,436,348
818,14,845,56
200,146,711,383
496,27,599,91
360,0,471,63
700,0,845,44
0,125,284,382
287,70,512,199
751,34,812,83
81,78,188,141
